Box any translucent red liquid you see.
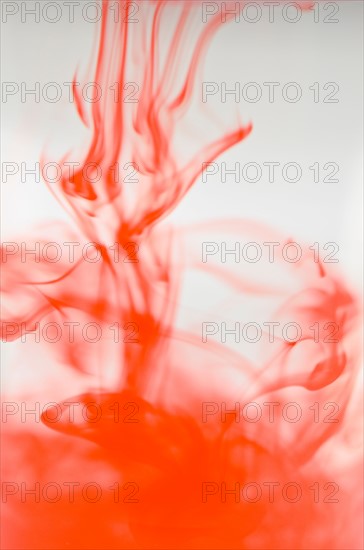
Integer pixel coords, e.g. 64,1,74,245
1,2,362,549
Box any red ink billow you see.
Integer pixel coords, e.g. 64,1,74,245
1,1,362,549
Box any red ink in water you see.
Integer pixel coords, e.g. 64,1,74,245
1,2,362,549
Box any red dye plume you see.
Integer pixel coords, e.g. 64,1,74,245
1,2,362,549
